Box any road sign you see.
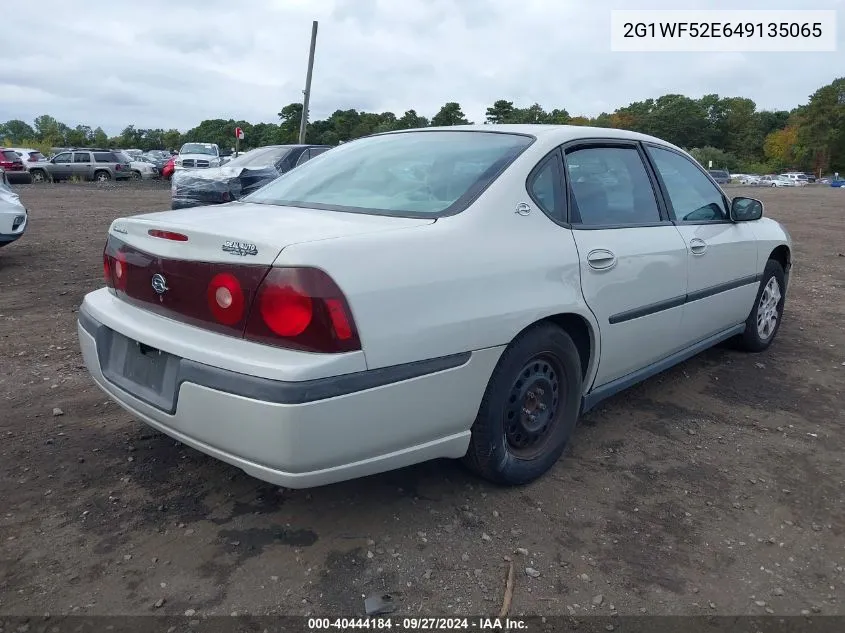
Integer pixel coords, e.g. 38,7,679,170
235,127,244,140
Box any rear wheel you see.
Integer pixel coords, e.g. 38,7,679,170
95,170,111,182
464,323,582,485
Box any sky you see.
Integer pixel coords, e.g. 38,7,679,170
2,0,843,135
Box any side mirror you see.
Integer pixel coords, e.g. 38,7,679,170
731,196,763,222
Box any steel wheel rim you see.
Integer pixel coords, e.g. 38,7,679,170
756,276,781,340
503,353,564,459
32,172,44,182
97,173,109,182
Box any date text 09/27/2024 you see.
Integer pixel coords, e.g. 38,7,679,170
306,617,528,631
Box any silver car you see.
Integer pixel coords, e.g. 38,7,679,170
0,169,28,248
29,149,132,183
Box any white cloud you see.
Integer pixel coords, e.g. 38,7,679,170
1,0,843,134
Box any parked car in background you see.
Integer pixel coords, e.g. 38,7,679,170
128,156,160,180
79,125,792,489
175,142,221,170
707,169,731,184
8,148,47,169
759,175,795,187
29,149,132,183
143,150,170,170
0,168,28,248
780,172,808,186
0,148,32,184
170,144,331,209
803,173,817,183
161,156,177,180
124,149,144,159
739,174,761,185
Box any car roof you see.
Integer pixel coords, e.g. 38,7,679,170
382,124,685,151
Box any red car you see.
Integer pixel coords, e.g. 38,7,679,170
0,148,31,184
162,156,176,180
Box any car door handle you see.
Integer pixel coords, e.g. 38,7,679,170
586,249,617,270
689,238,707,255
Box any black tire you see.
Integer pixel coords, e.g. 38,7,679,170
736,259,786,352
95,170,111,182
30,169,48,184
131,170,141,180
464,323,583,485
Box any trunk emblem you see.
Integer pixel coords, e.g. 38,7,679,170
151,274,169,294
221,240,258,256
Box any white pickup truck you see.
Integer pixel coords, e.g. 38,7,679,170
175,142,221,170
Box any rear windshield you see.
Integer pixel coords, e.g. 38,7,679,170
2,150,21,161
28,151,45,161
227,146,292,168
244,131,534,217
94,152,118,163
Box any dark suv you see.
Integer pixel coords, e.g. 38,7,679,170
29,149,132,183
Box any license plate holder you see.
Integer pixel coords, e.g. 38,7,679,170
99,329,181,412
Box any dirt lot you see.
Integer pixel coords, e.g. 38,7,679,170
0,182,843,618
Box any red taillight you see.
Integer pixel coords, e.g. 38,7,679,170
245,267,360,353
259,284,313,337
148,229,188,241
115,164,122,171
113,252,128,290
207,273,245,326
103,250,113,287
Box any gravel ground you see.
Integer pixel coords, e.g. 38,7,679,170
0,181,843,618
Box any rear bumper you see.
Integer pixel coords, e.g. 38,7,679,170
5,171,32,184
77,290,500,488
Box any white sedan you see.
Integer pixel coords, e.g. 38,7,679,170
77,125,792,488
0,169,28,248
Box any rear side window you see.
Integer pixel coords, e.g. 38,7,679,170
564,146,661,226
94,152,117,163
245,131,534,217
73,152,91,163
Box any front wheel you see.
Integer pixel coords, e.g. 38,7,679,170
736,260,786,352
131,170,142,180
30,169,48,183
463,323,583,485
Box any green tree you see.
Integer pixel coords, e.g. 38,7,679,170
277,103,304,143
794,77,845,173
431,102,469,127
33,115,67,146
92,127,109,147
0,119,36,143
485,99,516,124
689,146,739,171
395,109,429,129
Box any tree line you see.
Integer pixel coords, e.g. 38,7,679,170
2,77,842,174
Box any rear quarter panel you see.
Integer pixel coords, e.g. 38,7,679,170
274,154,600,387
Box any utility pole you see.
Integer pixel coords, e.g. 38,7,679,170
298,20,318,144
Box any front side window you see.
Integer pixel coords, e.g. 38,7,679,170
648,146,728,222
245,131,534,217
564,146,661,226
53,152,71,164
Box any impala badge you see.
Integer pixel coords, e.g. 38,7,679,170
222,240,258,256
151,273,169,295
